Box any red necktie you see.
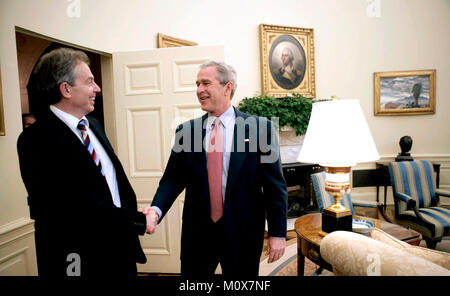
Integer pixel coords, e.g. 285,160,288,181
208,118,223,223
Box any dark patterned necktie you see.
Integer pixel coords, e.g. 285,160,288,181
77,120,105,176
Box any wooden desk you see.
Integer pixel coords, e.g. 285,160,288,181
294,213,421,276
352,168,389,204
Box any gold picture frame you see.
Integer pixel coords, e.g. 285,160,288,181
157,33,198,48
0,66,5,136
259,24,316,98
374,70,436,116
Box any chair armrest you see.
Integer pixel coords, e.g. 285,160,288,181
395,192,416,207
395,193,435,229
435,188,450,198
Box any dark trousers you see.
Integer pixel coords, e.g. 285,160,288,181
180,217,260,277
181,217,225,277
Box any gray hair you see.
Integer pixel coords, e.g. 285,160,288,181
282,47,294,61
200,60,237,99
34,47,90,105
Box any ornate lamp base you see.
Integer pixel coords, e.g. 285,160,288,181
321,166,353,234
321,206,352,233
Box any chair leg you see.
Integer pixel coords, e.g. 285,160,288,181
424,237,439,249
376,202,393,223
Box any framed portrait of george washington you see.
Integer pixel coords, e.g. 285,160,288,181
374,70,436,116
259,24,316,98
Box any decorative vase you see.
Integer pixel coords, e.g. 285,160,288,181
278,126,305,164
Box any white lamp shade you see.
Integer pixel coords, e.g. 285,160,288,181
297,99,380,166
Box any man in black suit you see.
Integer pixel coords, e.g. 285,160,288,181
17,47,153,277
144,61,287,277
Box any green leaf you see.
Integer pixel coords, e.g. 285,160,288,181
237,94,312,135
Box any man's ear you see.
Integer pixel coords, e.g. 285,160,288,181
59,82,71,99
224,81,233,97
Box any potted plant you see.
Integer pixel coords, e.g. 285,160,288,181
237,93,313,163
237,93,312,133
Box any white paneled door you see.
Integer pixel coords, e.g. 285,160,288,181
111,46,224,273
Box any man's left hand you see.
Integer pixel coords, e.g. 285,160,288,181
266,237,286,263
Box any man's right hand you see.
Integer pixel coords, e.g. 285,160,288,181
138,206,159,234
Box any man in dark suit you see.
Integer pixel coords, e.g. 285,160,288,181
144,61,287,277
17,47,152,277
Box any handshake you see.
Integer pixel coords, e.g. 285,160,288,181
138,206,159,234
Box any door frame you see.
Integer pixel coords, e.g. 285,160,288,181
15,26,117,147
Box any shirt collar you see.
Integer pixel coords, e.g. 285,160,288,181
50,105,89,130
206,105,235,129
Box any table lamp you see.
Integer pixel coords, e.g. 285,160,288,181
297,99,380,233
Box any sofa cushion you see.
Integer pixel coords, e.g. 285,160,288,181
370,227,450,270
320,231,450,276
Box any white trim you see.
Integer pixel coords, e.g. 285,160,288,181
0,218,34,236
0,218,35,248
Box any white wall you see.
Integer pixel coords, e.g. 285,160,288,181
2,0,449,154
0,0,449,275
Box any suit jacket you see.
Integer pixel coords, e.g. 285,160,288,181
151,107,287,269
17,111,146,277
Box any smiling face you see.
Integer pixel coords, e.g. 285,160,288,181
196,66,232,117
60,61,101,118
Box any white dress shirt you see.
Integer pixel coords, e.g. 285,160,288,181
50,105,122,208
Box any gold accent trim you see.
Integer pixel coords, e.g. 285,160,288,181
323,165,352,216
374,69,436,116
324,183,351,194
325,167,351,174
157,33,198,48
259,24,316,98
323,205,352,217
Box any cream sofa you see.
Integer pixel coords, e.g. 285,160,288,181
320,228,450,276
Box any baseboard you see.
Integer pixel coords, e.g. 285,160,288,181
0,218,37,276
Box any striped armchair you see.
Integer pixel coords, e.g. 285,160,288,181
388,160,450,249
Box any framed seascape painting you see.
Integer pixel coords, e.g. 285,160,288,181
374,70,436,116
259,24,316,98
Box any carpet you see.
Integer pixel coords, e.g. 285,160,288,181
259,239,324,276
259,237,450,276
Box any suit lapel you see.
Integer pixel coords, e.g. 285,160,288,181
225,108,249,200
46,112,111,188
47,112,89,155
87,116,129,204
192,114,209,199
87,116,119,165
